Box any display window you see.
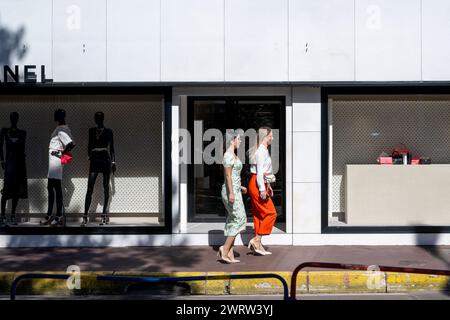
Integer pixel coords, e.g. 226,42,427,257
0,88,171,234
327,93,450,230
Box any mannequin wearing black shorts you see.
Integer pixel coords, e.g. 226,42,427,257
82,112,115,226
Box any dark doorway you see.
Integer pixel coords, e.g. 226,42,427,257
187,96,285,224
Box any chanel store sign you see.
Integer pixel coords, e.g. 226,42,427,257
0,65,53,83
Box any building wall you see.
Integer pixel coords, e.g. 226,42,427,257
1,0,449,83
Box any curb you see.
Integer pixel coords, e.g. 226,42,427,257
1,271,449,297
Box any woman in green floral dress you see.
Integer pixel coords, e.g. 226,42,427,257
217,132,247,264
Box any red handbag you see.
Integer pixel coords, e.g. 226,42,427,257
61,152,73,165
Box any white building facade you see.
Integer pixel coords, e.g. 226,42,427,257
1,0,450,247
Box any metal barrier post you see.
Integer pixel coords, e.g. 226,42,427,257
10,274,71,301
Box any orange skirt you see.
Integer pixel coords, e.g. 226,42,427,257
248,174,277,236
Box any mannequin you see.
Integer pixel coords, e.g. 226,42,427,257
0,112,27,227
40,109,75,227
82,112,115,226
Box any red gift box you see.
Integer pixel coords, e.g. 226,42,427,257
411,157,420,165
378,157,393,165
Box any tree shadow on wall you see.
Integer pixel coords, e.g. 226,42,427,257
0,15,27,66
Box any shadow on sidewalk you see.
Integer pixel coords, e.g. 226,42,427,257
414,226,450,296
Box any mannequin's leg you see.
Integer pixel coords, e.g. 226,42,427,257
0,197,6,226
54,180,63,218
84,172,98,214
47,179,55,216
1,196,6,217
10,198,18,225
102,171,110,214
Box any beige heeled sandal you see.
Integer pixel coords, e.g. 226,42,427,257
217,246,233,264
228,246,240,263
248,239,266,256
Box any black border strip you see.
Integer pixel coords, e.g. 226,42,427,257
322,86,450,234
0,84,172,235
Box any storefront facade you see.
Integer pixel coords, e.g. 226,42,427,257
1,0,450,246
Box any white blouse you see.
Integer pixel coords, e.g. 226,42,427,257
49,125,74,151
250,144,273,192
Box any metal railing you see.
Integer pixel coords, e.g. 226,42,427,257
97,273,290,300
290,262,450,300
10,273,71,301
10,262,450,300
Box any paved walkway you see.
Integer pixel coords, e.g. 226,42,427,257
0,245,449,273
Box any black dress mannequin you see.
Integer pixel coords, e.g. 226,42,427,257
82,112,115,226
0,112,27,227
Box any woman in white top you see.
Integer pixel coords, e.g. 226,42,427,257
247,127,277,255
41,109,75,227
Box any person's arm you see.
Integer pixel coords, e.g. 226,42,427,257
87,129,93,158
109,130,116,173
58,131,75,153
64,142,75,153
224,166,234,204
223,153,235,204
255,149,266,193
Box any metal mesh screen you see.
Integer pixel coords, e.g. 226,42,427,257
331,95,450,216
0,95,163,223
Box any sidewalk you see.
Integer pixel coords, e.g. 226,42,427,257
0,245,449,296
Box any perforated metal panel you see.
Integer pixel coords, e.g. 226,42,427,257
0,95,163,221
331,95,450,216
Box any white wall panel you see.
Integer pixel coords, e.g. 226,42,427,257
355,0,421,81
292,87,321,132
107,0,160,82
225,0,288,81
422,0,450,81
53,0,107,82
293,132,321,183
289,0,354,81
161,0,224,81
293,183,321,233
0,0,52,80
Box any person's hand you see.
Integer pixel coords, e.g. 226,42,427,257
268,185,274,198
1,161,5,170
229,192,235,204
51,151,61,158
260,191,267,200
241,186,247,194
111,162,116,174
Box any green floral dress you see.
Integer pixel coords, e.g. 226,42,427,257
221,152,247,237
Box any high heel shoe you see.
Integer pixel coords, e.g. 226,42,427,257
99,214,109,226
247,239,266,256
9,215,18,226
81,215,88,227
0,215,7,227
228,246,240,263
40,215,53,225
217,246,237,264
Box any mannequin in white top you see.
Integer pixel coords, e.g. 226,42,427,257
41,109,75,227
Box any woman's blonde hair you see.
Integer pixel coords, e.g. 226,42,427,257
224,130,242,152
248,127,272,164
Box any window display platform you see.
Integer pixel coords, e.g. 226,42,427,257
346,164,450,226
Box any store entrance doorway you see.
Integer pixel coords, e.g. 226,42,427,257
187,96,285,224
